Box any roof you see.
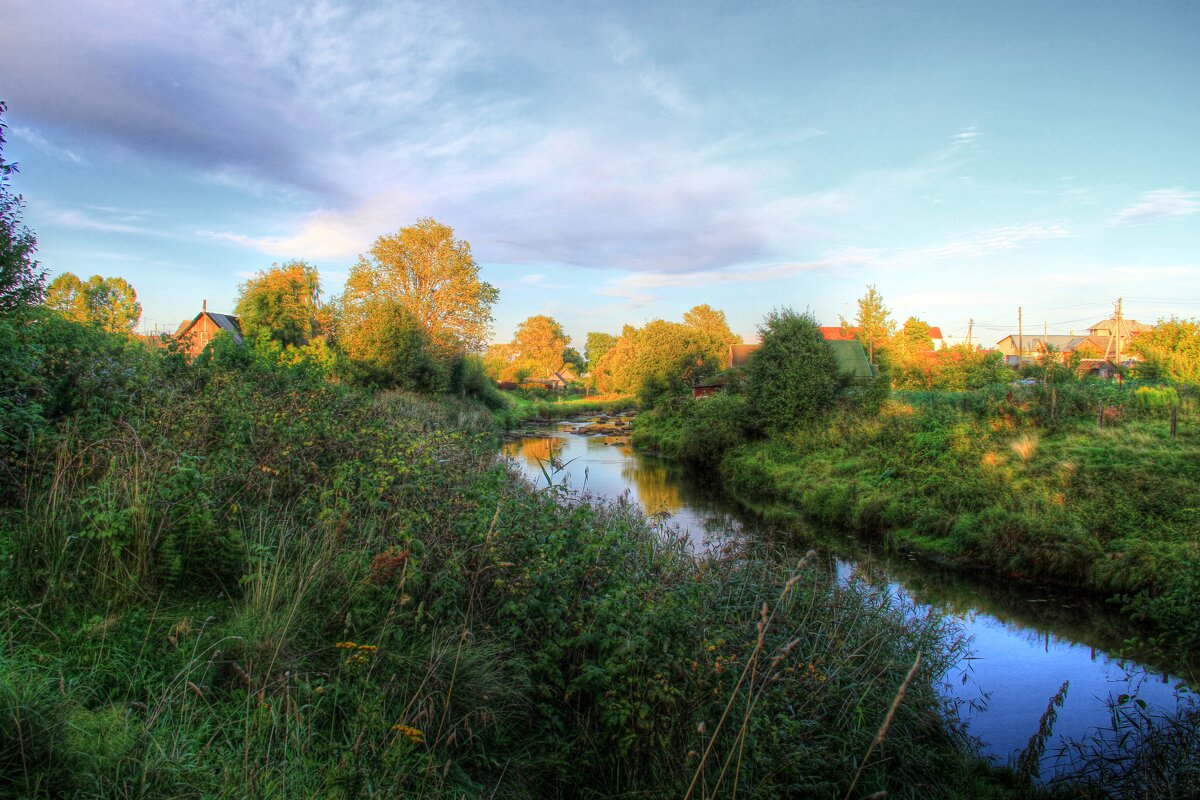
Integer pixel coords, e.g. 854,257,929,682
1088,318,1153,334
728,343,760,368
828,339,877,379
928,327,944,339
996,334,1080,350
819,326,859,341
175,311,244,344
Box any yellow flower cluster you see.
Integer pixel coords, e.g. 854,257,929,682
335,641,378,666
391,724,424,744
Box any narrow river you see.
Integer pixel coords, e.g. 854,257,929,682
501,418,1195,778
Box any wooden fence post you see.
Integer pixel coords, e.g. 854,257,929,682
1051,387,1057,419
1097,401,1104,431
1171,405,1178,439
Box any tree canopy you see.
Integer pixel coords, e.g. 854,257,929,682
683,304,741,362
0,101,43,315
346,219,497,357
1131,318,1200,384
745,308,838,431
513,315,571,378
235,260,324,347
45,272,141,333
585,332,618,373
841,284,894,364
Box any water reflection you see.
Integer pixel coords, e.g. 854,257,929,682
500,427,1194,774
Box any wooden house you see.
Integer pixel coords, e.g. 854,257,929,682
174,302,244,358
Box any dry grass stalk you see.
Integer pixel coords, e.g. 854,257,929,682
841,651,921,800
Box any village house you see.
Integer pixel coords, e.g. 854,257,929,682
173,301,244,358
995,317,1151,367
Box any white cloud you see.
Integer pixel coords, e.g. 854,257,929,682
1110,188,1200,226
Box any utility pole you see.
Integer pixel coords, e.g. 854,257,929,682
1115,297,1123,365
1018,306,1024,365
966,318,973,348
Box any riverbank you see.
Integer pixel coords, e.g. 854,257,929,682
495,391,634,427
633,386,1200,670
1,323,1019,798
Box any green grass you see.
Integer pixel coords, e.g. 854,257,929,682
0,318,1031,799
495,390,635,427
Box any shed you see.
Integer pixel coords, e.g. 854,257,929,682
174,306,244,358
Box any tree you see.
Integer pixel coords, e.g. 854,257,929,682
1130,318,1200,384
683,304,741,362
235,260,324,347
45,272,141,333
585,332,618,372
512,315,570,378
346,219,497,357
745,308,838,431
0,101,44,315
895,317,932,354
841,284,894,364
333,295,438,390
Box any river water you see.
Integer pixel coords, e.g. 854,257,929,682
501,420,1194,777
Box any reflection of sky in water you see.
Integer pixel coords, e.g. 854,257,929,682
503,430,1193,776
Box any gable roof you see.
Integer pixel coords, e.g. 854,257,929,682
1088,318,1152,334
927,327,944,339
175,311,244,344
819,326,859,341
828,339,877,379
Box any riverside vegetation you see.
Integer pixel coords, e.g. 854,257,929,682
632,311,1200,673
2,316,1029,798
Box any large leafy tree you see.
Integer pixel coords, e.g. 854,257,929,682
841,284,894,364
0,101,43,315
745,308,838,432
45,272,141,333
235,260,323,347
1130,318,1200,384
333,294,438,390
683,304,741,362
346,219,498,357
585,332,618,373
513,315,570,378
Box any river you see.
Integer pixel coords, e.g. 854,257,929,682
500,418,1195,778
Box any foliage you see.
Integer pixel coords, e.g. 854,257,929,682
593,318,722,401
0,100,44,315
893,344,1012,391
346,218,498,357
584,331,618,373
332,295,441,390
44,272,141,333
0,311,1013,799
842,284,895,363
682,303,741,360
512,314,571,378
235,259,324,347
1130,317,1200,384
745,308,839,432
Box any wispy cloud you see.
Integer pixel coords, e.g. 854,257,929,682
1110,188,1200,226
10,126,85,164
38,204,175,238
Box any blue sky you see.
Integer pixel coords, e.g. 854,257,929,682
3,0,1199,347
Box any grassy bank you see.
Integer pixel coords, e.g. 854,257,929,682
496,390,634,427
0,318,1029,798
634,384,1200,668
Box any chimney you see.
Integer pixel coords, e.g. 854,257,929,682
203,299,207,312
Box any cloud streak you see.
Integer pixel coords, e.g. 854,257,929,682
1110,188,1200,227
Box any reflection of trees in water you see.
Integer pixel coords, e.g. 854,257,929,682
842,551,1196,685
621,457,684,518
501,436,562,468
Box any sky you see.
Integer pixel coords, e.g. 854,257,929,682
2,0,1199,348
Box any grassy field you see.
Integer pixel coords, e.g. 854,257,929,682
495,390,634,426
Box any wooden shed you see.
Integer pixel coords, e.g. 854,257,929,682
174,304,244,358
